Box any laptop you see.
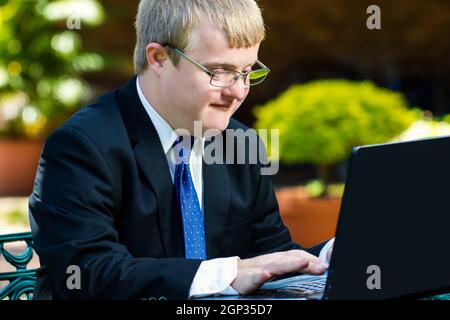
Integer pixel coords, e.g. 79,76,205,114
202,136,450,300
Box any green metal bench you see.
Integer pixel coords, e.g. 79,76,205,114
0,232,39,300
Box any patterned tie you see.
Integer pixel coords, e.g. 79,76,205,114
173,136,207,260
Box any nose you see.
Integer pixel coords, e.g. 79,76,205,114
221,77,249,101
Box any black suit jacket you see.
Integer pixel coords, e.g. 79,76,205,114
29,76,325,300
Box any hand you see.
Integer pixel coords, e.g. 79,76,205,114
230,250,328,295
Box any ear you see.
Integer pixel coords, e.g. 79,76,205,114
145,43,169,75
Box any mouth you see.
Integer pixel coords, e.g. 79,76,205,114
210,103,233,111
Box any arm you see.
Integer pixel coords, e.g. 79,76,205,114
249,142,327,257
226,137,328,295
229,169,329,294
29,126,201,299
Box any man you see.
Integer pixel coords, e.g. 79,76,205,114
29,0,333,300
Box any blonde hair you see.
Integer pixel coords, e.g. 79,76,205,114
133,0,266,74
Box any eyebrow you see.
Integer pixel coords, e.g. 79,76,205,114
203,61,258,71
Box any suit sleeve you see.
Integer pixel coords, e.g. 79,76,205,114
29,126,201,300
248,138,327,258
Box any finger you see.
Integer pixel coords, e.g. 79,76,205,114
259,270,272,283
287,250,327,267
299,260,328,275
264,255,310,276
287,257,327,275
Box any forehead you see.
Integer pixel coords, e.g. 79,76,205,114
186,22,260,67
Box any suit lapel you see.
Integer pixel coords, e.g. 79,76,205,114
116,77,184,258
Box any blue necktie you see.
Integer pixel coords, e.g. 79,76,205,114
173,136,207,260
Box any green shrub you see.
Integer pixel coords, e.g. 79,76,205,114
0,0,105,139
6,209,29,225
254,80,419,173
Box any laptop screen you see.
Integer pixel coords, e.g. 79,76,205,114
325,136,450,300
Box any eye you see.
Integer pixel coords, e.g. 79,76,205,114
210,70,230,81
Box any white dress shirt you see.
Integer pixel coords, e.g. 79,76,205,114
136,76,333,298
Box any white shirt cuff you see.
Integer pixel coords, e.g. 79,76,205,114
319,238,335,265
189,256,239,298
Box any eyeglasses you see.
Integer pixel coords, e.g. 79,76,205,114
164,44,270,88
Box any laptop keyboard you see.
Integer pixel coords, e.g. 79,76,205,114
283,277,327,292
243,275,327,299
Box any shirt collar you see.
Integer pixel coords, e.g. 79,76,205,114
136,76,178,154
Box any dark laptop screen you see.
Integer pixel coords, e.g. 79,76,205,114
325,136,450,300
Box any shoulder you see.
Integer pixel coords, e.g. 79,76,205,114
61,91,125,140
46,90,129,153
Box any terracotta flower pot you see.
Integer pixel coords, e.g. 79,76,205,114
0,140,44,196
276,186,341,247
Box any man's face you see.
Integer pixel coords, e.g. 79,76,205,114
160,22,260,134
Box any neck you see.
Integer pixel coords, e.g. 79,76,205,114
138,71,188,133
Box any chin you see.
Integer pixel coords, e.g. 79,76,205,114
203,118,231,134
